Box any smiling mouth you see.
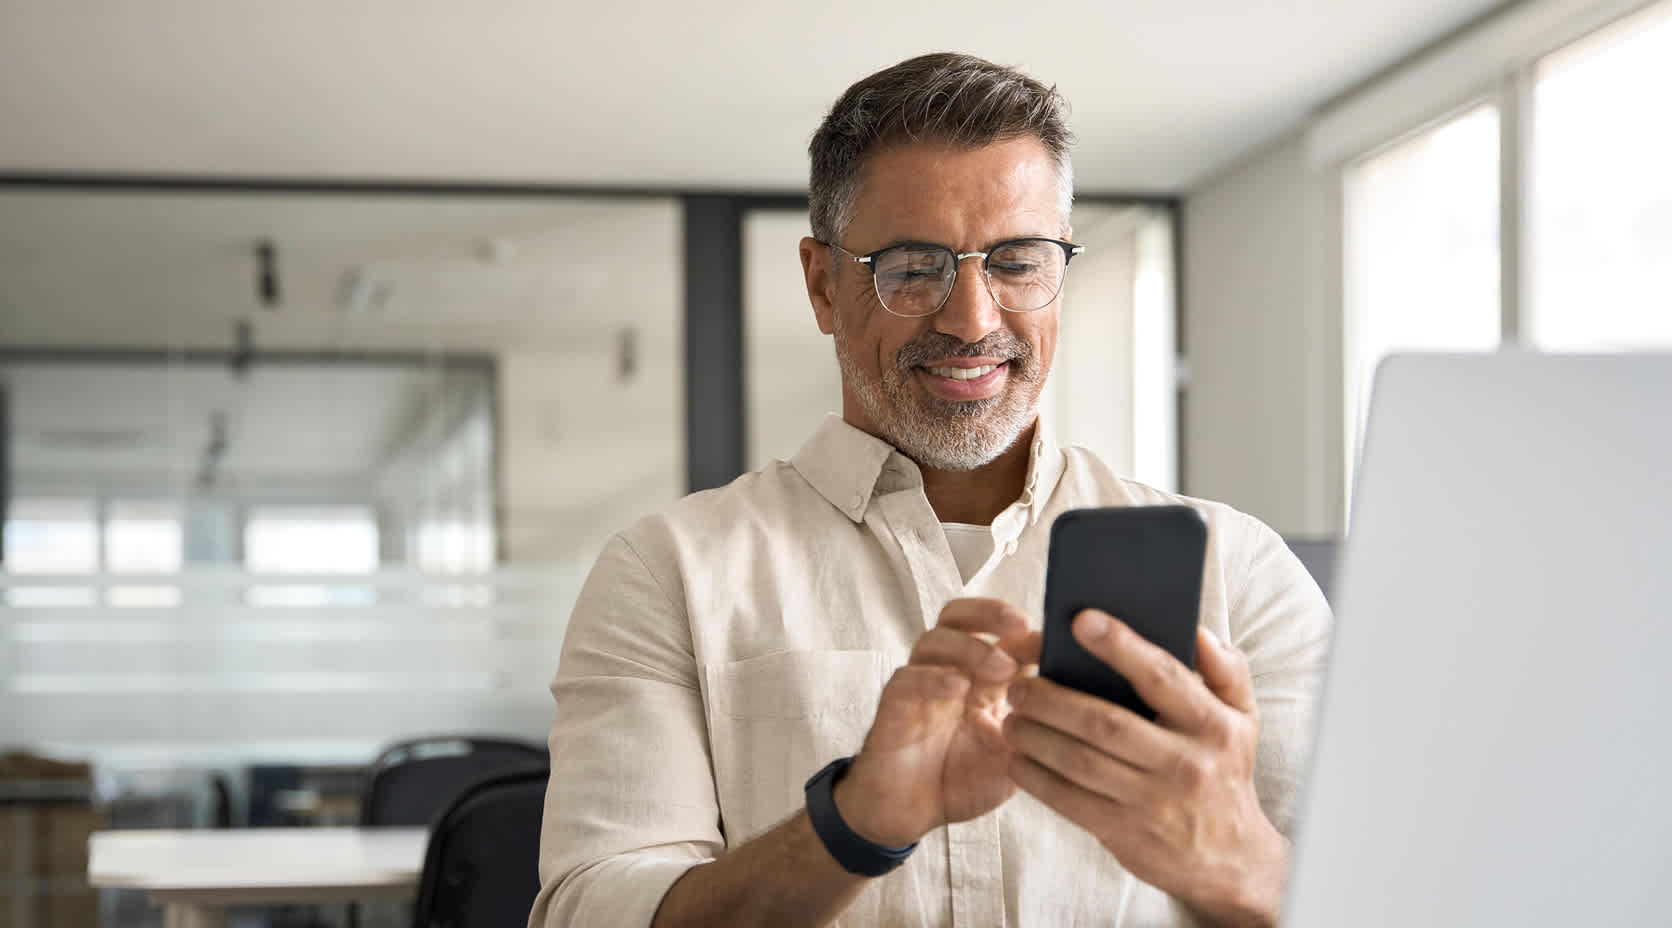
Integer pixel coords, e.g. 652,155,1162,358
923,363,1002,381
912,360,1012,402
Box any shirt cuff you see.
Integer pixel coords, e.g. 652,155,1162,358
539,851,710,928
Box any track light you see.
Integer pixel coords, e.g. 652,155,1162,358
255,240,280,309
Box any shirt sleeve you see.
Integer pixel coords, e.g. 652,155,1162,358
1226,512,1335,837
527,530,723,928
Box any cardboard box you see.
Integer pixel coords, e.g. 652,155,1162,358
0,751,101,928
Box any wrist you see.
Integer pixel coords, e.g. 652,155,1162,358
831,766,919,849
805,756,919,877
1196,831,1289,928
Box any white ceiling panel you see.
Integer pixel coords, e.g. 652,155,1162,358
0,1,1509,192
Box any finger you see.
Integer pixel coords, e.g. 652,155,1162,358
1195,626,1257,716
1008,752,1126,840
936,597,1033,641
1000,630,1042,667
1074,610,1220,732
1006,676,1182,772
883,663,970,706
910,627,1018,684
1002,714,1149,804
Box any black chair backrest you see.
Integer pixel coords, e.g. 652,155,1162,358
361,736,547,828
411,765,549,928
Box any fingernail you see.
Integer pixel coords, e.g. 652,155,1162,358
1007,681,1026,708
1079,610,1108,638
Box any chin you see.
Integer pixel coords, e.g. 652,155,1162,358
891,404,1031,472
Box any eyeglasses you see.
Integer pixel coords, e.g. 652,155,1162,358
827,237,1085,318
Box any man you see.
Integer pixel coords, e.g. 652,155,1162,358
529,53,1330,928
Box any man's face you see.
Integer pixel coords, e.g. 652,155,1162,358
802,136,1064,472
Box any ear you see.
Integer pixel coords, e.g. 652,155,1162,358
800,236,838,336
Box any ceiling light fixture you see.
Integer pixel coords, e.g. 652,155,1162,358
255,240,280,309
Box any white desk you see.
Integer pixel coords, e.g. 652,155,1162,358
88,827,427,928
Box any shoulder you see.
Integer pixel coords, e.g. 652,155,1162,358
1057,445,1274,546
609,459,827,581
621,460,811,542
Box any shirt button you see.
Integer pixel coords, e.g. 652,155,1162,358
850,494,864,510
1004,540,1019,556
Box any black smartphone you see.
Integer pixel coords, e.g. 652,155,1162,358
1039,505,1207,719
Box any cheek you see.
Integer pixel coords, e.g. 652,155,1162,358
865,319,929,372
1028,314,1059,367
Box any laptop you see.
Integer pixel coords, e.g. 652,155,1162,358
1283,352,1672,927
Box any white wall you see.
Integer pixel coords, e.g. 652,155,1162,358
743,210,843,471
1183,134,1343,537
496,339,684,565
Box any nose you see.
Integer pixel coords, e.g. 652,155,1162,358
932,254,1004,345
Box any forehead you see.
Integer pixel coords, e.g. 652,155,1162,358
848,137,1062,245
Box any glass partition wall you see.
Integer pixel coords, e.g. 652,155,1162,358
0,188,683,791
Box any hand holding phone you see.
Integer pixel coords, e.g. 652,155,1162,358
1038,506,1207,719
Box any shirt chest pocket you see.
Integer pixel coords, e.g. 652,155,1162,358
701,649,889,847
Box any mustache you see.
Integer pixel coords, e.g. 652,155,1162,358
893,330,1032,370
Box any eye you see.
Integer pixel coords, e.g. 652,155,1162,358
988,241,1054,278
875,247,949,285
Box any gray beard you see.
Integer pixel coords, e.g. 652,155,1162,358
832,315,1044,472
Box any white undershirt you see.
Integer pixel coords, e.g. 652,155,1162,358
941,522,997,584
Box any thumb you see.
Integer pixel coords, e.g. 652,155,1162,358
1196,626,1257,716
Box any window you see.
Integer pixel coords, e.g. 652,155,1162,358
3,498,98,574
1343,104,1502,508
104,500,184,607
245,505,379,573
244,505,379,607
1529,0,1672,350
104,501,183,573
1049,204,1179,491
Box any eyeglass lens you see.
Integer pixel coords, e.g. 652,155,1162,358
871,240,1068,316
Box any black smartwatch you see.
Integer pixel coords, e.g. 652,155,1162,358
803,756,918,877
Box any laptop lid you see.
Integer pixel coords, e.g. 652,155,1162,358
1284,353,1672,927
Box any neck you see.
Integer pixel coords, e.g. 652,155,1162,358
918,422,1037,525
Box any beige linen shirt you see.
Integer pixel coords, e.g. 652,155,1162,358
531,415,1332,928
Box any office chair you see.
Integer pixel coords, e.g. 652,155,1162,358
410,765,549,928
351,736,546,928
360,736,547,828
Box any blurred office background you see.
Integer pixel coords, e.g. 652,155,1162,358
1,0,1668,925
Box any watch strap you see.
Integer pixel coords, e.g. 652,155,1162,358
803,756,917,877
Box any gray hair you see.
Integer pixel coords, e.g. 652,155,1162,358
808,52,1076,247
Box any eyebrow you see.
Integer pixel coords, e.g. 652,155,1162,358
865,234,1060,253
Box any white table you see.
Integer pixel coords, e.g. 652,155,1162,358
88,827,428,928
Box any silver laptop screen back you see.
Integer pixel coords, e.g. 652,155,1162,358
1285,353,1672,927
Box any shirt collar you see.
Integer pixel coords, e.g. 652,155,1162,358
790,412,1066,526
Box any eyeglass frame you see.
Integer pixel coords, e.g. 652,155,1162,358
824,237,1086,318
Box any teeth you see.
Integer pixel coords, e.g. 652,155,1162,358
927,364,999,381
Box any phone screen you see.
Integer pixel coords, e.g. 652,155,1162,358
1038,505,1207,719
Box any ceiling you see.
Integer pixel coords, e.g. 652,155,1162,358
1,360,470,496
0,189,687,504
0,0,1510,193
0,190,682,353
